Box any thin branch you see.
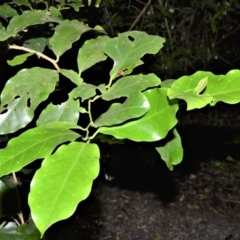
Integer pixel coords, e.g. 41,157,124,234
9,45,60,71
128,0,152,31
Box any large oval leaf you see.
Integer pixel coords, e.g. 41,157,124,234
97,88,178,141
29,142,100,236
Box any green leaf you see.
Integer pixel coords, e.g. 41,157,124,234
60,69,83,85
6,10,62,40
94,92,150,127
0,122,80,178
0,68,59,134
72,83,97,101
37,94,80,126
102,74,161,100
24,37,47,53
104,31,165,81
0,4,18,18
209,69,240,106
156,128,183,170
0,221,40,240
7,53,33,66
97,88,178,141
49,20,91,61
168,70,240,110
29,142,100,236
77,35,109,75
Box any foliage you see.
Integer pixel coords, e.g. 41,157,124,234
0,0,240,239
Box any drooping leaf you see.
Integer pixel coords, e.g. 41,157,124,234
97,88,178,141
37,94,80,126
77,35,109,75
49,20,91,61
60,69,83,86
156,128,183,170
29,142,100,236
102,74,161,100
104,31,165,81
72,83,97,101
93,92,150,127
0,122,80,178
0,68,59,134
7,53,33,66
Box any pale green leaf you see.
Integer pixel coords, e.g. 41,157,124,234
102,74,160,100
37,94,80,126
93,92,150,127
49,20,91,61
104,31,165,81
97,88,178,141
0,122,80,178
0,67,59,134
72,83,97,101
7,53,33,66
156,128,183,170
60,69,83,85
29,142,100,236
77,35,109,75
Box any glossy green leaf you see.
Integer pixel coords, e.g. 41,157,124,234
0,67,59,134
6,10,62,40
93,92,150,127
0,122,80,178
29,142,100,236
72,83,97,101
60,69,83,86
156,128,183,170
97,88,178,141
104,31,165,81
37,94,80,126
102,74,161,100
77,36,109,75
49,20,91,61
168,70,240,110
7,53,33,66
0,4,18,18
0,221,40,240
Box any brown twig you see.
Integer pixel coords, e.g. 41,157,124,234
128,0,152,31
9,45,60,71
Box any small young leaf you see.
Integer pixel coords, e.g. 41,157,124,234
7,53,33,66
